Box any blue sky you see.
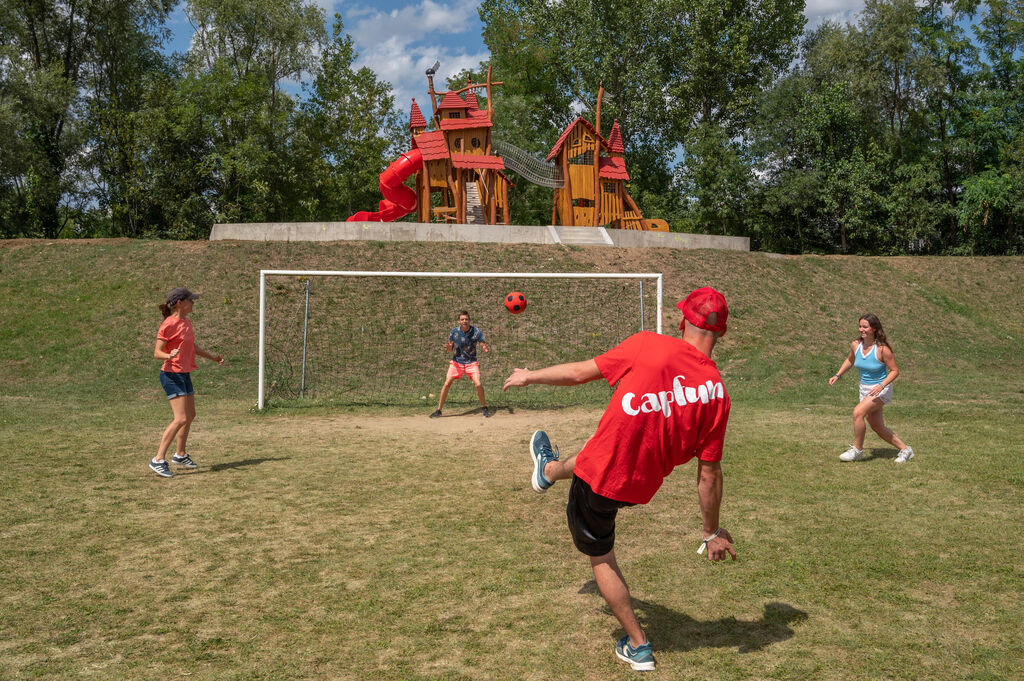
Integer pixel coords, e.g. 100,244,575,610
165,0,867,108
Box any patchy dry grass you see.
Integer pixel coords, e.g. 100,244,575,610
1,241,1022,679
1,397,1021,680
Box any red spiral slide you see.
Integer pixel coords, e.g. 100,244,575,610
346,148,424,222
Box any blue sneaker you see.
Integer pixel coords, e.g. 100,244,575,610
149,459,173,478
171,453,198,468
615,635,656,671
529,430,559,493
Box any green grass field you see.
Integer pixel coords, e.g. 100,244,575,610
1,240,1022,680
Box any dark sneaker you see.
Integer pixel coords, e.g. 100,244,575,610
615,635,656,671
149,459,173,478
482,407,493,418
529,430,559,493
429,409,442,419
171,453,198,468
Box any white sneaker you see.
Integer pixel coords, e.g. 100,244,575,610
894,447,915,463
839,445,864,462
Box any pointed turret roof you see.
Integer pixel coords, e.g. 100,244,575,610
607,119,624,154
438,91,469,110
465,91,480,111
409,98,427,130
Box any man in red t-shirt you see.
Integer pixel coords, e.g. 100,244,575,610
503,287,737,672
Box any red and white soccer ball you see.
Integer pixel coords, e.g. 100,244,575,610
504,291,527,314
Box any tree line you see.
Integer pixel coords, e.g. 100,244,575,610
1,0,1021,254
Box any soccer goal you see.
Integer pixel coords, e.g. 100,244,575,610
257,270,663,411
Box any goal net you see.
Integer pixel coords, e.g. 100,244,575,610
257,270,663,411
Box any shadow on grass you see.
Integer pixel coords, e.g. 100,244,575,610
433,406,514,417
206,457,291,472
579,580,807,653
866,448,898,461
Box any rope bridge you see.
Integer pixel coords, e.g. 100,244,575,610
492,140,564,188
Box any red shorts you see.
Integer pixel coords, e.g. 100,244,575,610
446,360,481,381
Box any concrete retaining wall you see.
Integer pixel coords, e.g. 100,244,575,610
606,229,749,251
209,221,749,251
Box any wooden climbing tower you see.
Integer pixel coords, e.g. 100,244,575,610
546,87,668,231
409,67,512,225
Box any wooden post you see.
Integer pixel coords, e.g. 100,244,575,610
561,151,574,226
503,182,510,225
490,172,498,224
486,66,493,122
426,74,439,123
421,169,431,222
452,169,460,223
593,84,604,227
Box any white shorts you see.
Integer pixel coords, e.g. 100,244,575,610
859,382,892,405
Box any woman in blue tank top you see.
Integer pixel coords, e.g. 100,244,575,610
828,314,914,463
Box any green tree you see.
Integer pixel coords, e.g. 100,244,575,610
674,122,751,237
181,0,326,224
297,16,404,221
478,0,804,229
0,0,99,237
85,1,174,237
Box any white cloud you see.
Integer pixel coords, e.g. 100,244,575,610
804,0,865,27
343,0,490,112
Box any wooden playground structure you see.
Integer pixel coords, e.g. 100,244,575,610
347,66,668,232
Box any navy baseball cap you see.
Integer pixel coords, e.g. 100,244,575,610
167,287,199,306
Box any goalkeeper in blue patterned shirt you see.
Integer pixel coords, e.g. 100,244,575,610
430,310,491,418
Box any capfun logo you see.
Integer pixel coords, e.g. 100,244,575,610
620,375,725,418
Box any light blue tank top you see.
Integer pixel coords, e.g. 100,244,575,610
853,342,887,385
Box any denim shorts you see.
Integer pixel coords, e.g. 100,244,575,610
160,371,194,399
566,475,635,557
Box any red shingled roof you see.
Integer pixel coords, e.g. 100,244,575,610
438,91,468,109
465,91,480,111
409,99,427,130
546,116,609,162
599,156,629,180
439,111,492,131
606,119,624,154
413,130,450,161
451,154,505,170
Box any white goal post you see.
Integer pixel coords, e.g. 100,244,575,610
257,270,663,410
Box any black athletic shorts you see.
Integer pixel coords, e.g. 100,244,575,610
566,474,635,556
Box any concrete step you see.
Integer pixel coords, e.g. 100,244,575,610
552,225,613,246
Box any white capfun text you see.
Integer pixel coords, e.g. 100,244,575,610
620,375,724,418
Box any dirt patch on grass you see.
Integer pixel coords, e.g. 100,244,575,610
258,406,602,447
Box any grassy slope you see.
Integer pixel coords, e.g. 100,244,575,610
1,239,1022,681
1,239,1021,404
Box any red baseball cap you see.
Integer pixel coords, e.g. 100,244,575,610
677,287,728,335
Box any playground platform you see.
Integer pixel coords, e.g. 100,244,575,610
209,221,749,251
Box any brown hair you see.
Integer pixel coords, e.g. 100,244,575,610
159,302,173,318
858,314,890,349
459,310,470,319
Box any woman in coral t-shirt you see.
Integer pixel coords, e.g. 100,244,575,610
149,287,224,478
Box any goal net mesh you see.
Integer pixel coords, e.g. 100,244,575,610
260,273,660,410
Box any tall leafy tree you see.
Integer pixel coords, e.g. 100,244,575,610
0,0,172,237
478,0,804,229
0,0,99,237
297,16,404,220
181,0,326,223
85,1,174,237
